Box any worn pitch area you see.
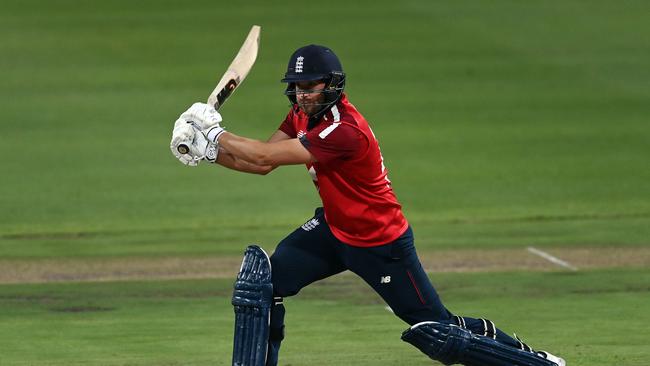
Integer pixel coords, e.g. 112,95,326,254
1,247,648,284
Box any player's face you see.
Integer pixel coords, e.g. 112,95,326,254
295,81,326,116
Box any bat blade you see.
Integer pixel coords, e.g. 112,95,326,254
207,25,261,110
177,25,261,155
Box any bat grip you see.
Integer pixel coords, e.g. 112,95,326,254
177,144,190,154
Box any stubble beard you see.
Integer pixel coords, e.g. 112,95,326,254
298,95,324,116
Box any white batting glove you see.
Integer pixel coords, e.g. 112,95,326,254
187,130,219,164
170,120,219,166
203,140,219,164
180,102,223,130
170,118,199,166
204,125,227,143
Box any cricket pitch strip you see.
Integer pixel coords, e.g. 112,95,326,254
1,247,648,284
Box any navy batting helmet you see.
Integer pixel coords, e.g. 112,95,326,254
281,45,346,117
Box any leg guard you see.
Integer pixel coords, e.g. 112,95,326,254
232,245,273,366
401,321,560,366
265,297,285,366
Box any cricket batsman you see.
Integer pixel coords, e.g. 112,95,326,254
170,44,566,366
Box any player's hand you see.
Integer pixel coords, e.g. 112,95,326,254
170,119,219,166
180,102,223,130
170,118,199,166
186,131,220,164
170,119,210,166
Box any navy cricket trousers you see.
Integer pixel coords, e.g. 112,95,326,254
270,207,452,326
266,208,526,366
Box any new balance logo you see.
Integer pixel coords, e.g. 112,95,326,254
380,276,391,284
301,218,319,231
295,56,304,73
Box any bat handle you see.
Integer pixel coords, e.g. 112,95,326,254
177,144,190,154
177,121,204,155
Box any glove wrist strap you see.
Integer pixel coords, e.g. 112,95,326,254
206,126,226,142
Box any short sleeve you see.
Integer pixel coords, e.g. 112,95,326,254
301,122,367,163
278,109,297,138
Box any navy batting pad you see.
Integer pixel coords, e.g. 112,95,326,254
232,245,273,366
402,321,559,366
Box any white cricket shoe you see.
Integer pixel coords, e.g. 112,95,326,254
537,351,566,366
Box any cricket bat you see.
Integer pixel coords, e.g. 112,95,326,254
177,25,261,154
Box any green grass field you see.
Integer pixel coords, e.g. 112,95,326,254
1,271,649,365
1,0,649,365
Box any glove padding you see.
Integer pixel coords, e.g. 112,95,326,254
180,102,223,130
170,119,197,166
171,102,225,166
170,120,219,166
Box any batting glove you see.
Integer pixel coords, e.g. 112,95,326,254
170,119,200,166
180,102,223,130
204,125,227,143
170,120,220,166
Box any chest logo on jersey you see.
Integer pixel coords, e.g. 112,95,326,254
295,56,304,73
301,218,319,231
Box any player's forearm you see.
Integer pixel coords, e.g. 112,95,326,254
218,132,275,166
216,148,275,175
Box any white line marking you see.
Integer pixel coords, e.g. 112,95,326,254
527,247,578,271
384,306,394,313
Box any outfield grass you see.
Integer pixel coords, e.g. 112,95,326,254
2,215,649,260
1,0,648,241
1,0,649,365
1,269,648,365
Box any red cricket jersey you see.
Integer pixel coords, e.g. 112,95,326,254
278,94,409,247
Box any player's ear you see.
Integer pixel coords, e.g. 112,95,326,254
327,71,345,91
